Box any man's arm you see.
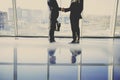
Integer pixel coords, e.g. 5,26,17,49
64,8,70,12
63,3,72,12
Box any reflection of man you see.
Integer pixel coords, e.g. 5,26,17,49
70,48,81,63
62,0,83,43
47,0,61,43
48,48,56,64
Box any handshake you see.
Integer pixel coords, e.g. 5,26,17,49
61,8,65,12
55,8,66,31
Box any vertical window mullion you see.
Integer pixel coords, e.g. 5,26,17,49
111,0,119,37
12,0,18,37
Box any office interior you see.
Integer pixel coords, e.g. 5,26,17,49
0,0,120,80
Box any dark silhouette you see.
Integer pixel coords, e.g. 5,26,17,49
47,0,61,43
62,0,83,43
48,48,56,64
70,48,81,64
48,47,81,64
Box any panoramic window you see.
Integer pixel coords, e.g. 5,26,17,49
0,0,119,37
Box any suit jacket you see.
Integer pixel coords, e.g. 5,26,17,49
48,0,61,11
64,0,83,19
48,0,61,20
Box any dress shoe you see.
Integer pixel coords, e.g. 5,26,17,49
49,40,56,43
70,40,79,44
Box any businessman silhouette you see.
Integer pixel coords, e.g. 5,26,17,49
47,0,61,43
62,0,83,43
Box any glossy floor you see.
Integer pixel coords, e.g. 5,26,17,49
0,38,120,80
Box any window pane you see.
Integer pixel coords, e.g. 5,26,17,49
82,0,115,37
0,0,14,35
16,0,49,36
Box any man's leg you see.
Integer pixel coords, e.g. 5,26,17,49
70,18,80,43
70,18,77,43
75,18,80,41
49,20,56,43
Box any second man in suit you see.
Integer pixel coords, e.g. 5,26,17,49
62,0,83,43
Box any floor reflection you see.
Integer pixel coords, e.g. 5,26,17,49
70,48,81,64
48,47,82,64
0,38,120,80
48,47,56,64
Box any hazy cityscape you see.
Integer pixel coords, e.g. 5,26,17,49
0,8,120,36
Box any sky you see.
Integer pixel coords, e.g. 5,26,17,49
0,0,120,15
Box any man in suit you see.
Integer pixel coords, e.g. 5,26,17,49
47,0,61,43
62,0,83,43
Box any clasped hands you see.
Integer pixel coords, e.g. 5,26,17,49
61,8,65,12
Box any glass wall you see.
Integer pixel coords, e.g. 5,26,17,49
82,0,115,37
15,0,49,36
0,0,119,37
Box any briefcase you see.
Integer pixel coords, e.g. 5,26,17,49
55,21,61,31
